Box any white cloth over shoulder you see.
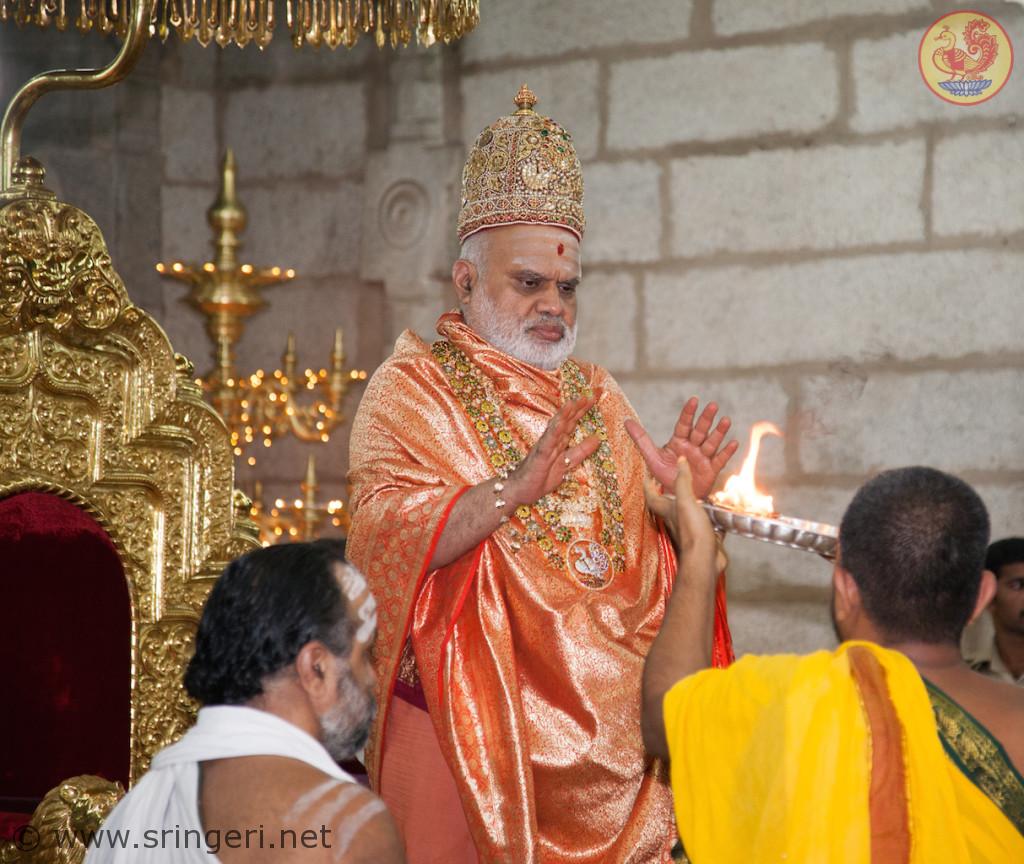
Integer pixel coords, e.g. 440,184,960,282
85,705,354,863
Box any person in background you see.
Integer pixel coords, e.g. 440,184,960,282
968,536,1024,685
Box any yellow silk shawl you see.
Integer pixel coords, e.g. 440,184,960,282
663,641,1024,863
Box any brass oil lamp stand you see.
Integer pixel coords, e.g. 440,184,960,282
156,150,366,467
156,151,365,543
250,455,350,545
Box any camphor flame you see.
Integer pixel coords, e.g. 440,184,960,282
710,421,783,516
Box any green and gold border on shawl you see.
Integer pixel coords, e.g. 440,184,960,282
924,679,1024,835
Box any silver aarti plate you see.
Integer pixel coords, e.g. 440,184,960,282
703,503,838,559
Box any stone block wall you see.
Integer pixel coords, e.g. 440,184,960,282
450,0,1024,654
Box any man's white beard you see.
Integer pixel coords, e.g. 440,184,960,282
467,289,577,370
318,664,376,762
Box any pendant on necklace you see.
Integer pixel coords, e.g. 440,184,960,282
567,539,613,589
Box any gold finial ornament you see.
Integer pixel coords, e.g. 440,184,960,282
457,85,585,243
10,156,50,197
514,84,538,112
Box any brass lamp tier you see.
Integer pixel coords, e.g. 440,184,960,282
250,455,350,545
157,150,366,464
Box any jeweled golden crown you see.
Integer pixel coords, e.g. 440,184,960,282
457,84,585,242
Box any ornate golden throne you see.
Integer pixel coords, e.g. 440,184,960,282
0,10,258,861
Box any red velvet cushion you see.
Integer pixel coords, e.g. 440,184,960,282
0,492,131,811
0,811,30,842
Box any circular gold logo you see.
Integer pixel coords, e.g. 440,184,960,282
919,11,1013,105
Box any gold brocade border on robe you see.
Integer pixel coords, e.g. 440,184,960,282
350,483,470,788
925,679,1024,834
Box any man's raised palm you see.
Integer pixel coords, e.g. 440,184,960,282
625,397,738,500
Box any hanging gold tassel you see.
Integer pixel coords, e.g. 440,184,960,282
0,0,477,48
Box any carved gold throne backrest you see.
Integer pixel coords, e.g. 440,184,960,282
0,192,260,783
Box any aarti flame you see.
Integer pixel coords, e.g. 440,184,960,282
710,421,783,516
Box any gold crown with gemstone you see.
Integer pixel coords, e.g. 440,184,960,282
457,84,585,242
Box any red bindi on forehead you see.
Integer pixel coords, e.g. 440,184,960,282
557,243,564,256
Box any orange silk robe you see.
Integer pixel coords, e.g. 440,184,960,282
347,313,732,864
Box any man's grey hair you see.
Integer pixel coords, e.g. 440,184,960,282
458,232,489,285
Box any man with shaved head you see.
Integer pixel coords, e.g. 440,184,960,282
643,464,1024,861
88,541,403,864
347,85,737,863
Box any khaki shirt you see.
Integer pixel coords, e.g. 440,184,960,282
969,638,1024,686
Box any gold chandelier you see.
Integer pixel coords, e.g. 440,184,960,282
0,0,479,48
156,149,366,465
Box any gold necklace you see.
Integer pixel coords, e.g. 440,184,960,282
432,340,626,588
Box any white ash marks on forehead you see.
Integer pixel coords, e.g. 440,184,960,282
339,563,377,644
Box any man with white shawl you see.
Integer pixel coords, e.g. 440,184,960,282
87,541,404,864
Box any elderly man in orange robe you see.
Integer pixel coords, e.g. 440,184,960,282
347,86,737,864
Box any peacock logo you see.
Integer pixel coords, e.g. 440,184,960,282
918,10,1013,105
